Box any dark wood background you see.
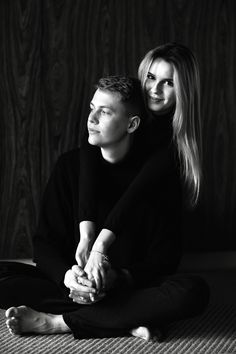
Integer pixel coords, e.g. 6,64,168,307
0,0,235,258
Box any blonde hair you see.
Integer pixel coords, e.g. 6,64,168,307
138,43,202,205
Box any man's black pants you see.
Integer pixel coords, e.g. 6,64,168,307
0,261,209,339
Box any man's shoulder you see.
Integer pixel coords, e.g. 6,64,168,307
55,148,80,172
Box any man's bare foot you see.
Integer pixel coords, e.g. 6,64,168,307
130,326,151,341
5,306,71,335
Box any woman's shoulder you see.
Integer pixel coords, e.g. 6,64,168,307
137,116,173,146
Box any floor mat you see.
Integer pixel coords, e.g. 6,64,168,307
0,303,236,354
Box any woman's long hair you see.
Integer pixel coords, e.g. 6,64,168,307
138,43,202,205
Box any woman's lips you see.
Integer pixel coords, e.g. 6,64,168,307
148,95,163,102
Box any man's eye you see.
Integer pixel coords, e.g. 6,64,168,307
101,110,111,115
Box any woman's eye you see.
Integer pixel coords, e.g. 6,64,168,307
163,80,173,87
147,73,155,80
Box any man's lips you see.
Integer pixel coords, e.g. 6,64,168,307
88,127,99,134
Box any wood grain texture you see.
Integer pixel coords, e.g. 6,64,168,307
0,0,235,258
0,0,42,258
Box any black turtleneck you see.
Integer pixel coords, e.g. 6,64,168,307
33,142,182,286
78,111,180,236
33,110,182,285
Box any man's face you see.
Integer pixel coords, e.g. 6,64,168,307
87,89,130,148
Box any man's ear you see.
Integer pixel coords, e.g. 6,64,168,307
127,116,140,133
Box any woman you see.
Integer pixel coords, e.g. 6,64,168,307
4,43,208,341
139,42,201,203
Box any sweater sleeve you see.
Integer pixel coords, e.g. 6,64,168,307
33,153,78,286
103,145,178,235
124,170,183,287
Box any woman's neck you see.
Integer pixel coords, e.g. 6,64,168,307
150,106,175,122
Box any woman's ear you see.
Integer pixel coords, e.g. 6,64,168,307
127,116,140,133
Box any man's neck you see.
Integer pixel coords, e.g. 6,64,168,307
101,137,132,164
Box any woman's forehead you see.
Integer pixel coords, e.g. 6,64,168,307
149,59,174,79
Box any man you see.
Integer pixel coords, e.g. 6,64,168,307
2,76,208,340
74,75,146,291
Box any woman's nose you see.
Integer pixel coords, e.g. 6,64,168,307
150,81,162,94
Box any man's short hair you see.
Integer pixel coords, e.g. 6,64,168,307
95,76,147,120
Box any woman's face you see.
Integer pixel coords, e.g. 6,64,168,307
144,59,176,116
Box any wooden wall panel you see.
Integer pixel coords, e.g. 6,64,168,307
0,0,236,258
182,0,236,250
0,0,42,258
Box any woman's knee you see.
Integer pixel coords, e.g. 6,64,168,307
178,275,210,314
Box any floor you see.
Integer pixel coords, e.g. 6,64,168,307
1,256,236,353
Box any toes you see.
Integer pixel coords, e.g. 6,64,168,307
130,326,151,341
6,317,17,328
8,325,19,335
6,317,19,335
5,307,19,319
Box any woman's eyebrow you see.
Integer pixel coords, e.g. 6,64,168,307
148,72,173,81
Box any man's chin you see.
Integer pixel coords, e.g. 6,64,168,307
88,137,100,146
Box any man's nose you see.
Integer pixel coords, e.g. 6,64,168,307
88,110,98,124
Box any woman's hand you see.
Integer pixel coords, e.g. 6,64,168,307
69,288,106,305
64,265,98,304
84,251,111,292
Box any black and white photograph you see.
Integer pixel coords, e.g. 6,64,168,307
0,1,235,353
